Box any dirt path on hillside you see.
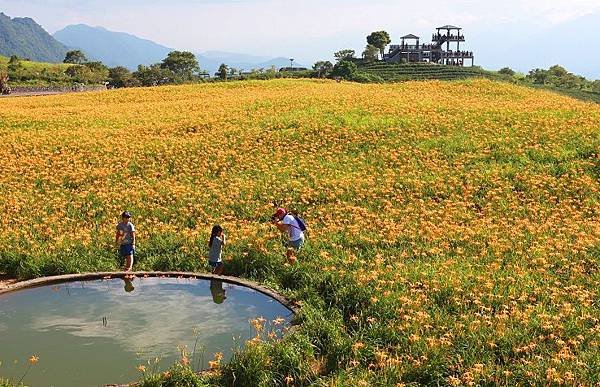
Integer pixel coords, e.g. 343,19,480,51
0,90,70,98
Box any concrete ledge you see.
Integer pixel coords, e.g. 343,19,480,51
0,271,299,314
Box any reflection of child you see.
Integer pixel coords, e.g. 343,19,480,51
210,280,226,304
208,225,225,275
123,277,135,293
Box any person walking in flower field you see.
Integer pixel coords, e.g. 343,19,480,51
271,208,306,263
115,212,136,271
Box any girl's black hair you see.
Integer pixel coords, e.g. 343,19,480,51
209,225,223,247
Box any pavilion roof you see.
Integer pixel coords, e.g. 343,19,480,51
401,34,420,39
437,25,461,30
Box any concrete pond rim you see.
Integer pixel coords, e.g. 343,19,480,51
0,271,299,314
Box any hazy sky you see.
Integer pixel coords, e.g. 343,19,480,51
1,0,599,65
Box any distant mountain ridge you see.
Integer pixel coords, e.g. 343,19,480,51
196,53,304,75
53,24,305,73
0,12,67,62
54,24,172,69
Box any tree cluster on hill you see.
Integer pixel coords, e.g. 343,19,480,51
114,51,201,87
2,49,204,88
524,65,600,93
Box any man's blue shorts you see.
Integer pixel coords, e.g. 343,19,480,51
288,237,305,251
119,243,134,257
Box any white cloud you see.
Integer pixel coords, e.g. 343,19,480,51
25,278,289,358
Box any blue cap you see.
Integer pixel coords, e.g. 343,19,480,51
121,211,131,218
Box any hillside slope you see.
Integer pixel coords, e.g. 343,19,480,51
0,79,598,385
359,62,502,82
0,12,67,62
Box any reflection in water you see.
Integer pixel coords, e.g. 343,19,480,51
123,277,135,293
0,277,292,387
210,280,227,304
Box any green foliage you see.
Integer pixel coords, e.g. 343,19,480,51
352,72,384,83
161,51,200,82
0,12,66,62
218,64,228,80
333,49,356,63
523,65,600,101
526,65,587,89
498,67,516,76
358,62,502,82
140,364,208,387
7,56,24,76
362,44,379,62
366,31,391,58
64,64,108,84
331,60,358,80
313,60,333,78
133,64,173,87
108,66,137,88
63,50,87,64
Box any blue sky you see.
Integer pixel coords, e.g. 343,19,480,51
1,0,599,70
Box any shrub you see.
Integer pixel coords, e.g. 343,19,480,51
331,60,358,80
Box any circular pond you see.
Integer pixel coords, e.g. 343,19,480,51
0,275,293,386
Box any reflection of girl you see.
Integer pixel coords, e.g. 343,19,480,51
208,225,225,275
210,280,226,304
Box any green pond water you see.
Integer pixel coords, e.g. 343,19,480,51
0,277,292,386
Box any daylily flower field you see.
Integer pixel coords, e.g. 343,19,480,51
1,79,599,385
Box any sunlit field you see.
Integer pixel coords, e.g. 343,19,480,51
1,79,599,385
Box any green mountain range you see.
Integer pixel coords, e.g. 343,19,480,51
0,12,66,62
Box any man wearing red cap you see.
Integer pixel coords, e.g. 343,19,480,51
271,208,305,261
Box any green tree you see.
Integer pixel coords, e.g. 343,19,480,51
63,50,87,64
362,44,379,62
108,66,136,88
65,65,92,82
366,31,391,59
133,64,173,86
498,67,515,76
218,64,228,80
331,60,358,80
592,80,600,93
7,56,23,76
334,49,356,63
313,61,333,78
526,68,548,84
83,61,108,72
160,51,199,82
